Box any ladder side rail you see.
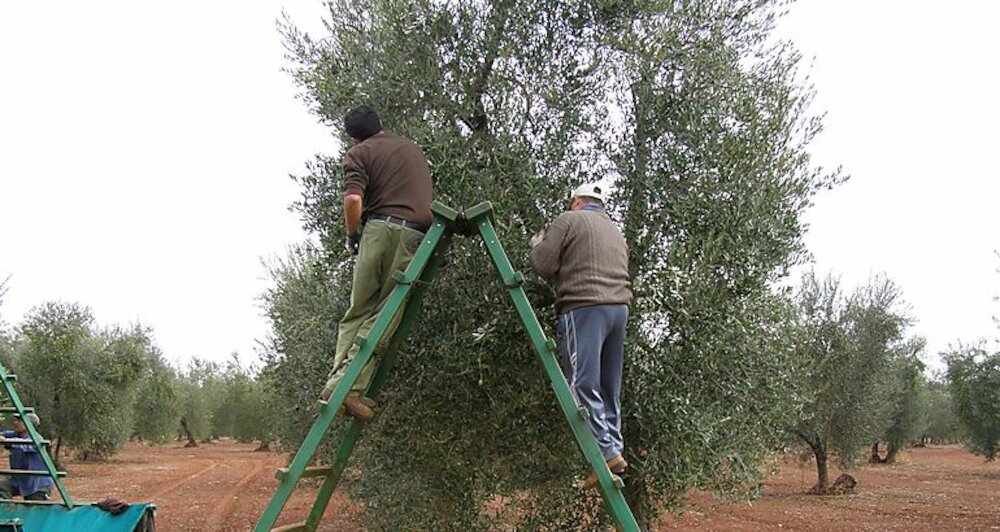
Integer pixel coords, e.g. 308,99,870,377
474,217,640,532
304,230,454,530
254,220,448,532
0,362,73,508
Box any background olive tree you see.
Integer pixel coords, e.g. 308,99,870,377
944,343,1000,460
12,302,150,462
264,0,840,528
920,377,963,444
133,349,182,444
870,347,927,464
790,273,913,492
0,277,12,367
1,284,276,456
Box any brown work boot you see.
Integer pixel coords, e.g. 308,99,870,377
340,395,376,423
580,455,628,490
319,388,377,422
319,387,333,402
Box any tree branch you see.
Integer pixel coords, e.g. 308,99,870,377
462,1,513,134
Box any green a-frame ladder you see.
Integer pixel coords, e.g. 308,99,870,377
255,201,640,532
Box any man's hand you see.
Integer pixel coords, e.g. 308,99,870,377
530,229,546,248
345,233,361,256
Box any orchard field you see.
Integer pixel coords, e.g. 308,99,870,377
56,439,1000,531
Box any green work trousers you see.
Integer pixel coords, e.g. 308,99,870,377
324,219,424,395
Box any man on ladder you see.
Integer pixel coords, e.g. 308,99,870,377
0,413,52,501
530,183,633,488
319,106,434,422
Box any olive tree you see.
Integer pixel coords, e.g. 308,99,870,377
265,0,837,527
176,358,218,445
213,354,269,443
133,349,182,444
871,346,926,464
0,277,12,367
790,273,911,492
944,343,1000,460
13,302,149,461
921,377,963,444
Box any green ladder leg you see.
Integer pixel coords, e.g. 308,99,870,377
302,230,454,530
469,203,641,532
254,205,456,532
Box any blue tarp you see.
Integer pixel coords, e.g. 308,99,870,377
0,501,154,531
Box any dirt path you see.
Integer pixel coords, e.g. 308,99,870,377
60,439,358,531
53,441,999,530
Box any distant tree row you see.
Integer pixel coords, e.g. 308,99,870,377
0,297,274,465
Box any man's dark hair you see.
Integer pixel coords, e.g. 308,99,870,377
344,106,382,141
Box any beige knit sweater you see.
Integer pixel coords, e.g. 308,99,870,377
530,208,632,314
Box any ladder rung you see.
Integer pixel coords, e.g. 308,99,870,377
3,375,16,382
0,407,34,413
1,439,51,446
271,521,308,532
0,469,65,477
275,465,332,481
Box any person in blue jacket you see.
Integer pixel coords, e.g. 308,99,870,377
0,412,53,500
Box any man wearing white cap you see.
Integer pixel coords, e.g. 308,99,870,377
0,412,53,500
530,182,633,488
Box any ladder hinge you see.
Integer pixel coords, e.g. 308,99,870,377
504,272,525,288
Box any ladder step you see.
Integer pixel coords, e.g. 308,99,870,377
271,521,308,532
275,465,332,481
1,439,51,446
4,375,16,382
0,407,34,413
0,469,66,477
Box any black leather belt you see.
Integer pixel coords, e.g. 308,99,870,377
365,213,429,233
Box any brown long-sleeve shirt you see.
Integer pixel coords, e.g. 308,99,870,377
343,131,433,227
530,208,632,314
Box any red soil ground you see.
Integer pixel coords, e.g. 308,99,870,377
60,439,359,531
55,440,998,531
662,445,1000,531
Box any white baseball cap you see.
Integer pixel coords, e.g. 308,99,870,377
570,182,608,203
13,412,40,426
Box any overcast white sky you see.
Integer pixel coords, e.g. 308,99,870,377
1,1,997,371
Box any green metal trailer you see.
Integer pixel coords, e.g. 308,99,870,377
0,501,154,532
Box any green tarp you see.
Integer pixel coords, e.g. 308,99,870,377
0,502,154,531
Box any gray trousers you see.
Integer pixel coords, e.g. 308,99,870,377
556,304,628,461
